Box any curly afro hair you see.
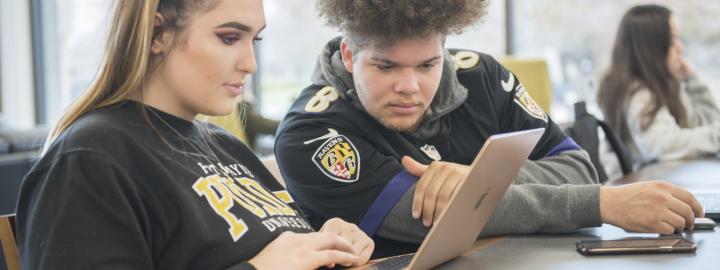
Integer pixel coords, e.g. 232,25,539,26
317,0,488,51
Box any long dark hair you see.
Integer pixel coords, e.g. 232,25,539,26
597,4,687,145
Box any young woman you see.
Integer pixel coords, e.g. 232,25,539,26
598,4,720,177
16,1,373,269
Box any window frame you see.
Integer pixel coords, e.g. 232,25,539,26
22,0,518,125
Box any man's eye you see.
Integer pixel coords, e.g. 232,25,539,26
377,64,393,71
419,63,435,70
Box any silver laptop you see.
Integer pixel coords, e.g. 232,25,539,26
359,128,545,270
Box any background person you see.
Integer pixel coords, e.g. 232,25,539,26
598,4,720,178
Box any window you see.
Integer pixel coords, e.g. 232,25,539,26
1,1,36,129
18,0,719,130
446,0,506,57
34,0,112,126
258,0,340,119
0,5,3,119
28,0,505,128
259,0,506,119
513,0,720,122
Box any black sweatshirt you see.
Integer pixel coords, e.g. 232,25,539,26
16,101,311,270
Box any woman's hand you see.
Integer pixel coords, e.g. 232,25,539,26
676,58,695,81
319,217,375,265
248,218,374,269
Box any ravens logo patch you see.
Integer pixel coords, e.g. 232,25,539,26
311,134,360,183
514,85,548,123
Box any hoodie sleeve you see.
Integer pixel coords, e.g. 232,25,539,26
377,149,602,243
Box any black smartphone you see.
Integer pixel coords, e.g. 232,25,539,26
576,237,697,255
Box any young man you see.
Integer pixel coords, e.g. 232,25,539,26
275,0,704,256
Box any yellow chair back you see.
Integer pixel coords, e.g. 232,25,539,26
498,57,553,113
200,105,249,144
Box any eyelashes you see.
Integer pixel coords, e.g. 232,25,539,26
216,33,264,46
217,33,240,45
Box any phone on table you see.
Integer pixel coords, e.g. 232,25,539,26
576,237,697,255
694,217,717,230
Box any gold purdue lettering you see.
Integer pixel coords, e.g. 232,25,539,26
193,175,299,241
192,175,249,241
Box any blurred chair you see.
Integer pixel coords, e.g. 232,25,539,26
238,101,280,151
0,137,9,155
260,156,285,187
203,104,249,143
0,152,36,215
0,214,19,270
565,102,633,183
203,100,279,152
498,57,553,113
0,128,45,216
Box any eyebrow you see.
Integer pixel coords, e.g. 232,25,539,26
216,22,267,34
370,55,442,66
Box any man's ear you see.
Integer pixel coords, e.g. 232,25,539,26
150,13,173,55
339,40,354,74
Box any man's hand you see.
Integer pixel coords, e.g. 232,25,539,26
600,181,704,234
402,156,470,227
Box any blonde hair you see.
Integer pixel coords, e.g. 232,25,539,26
43,0,216,153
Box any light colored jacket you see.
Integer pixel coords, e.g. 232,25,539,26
602,75,720,179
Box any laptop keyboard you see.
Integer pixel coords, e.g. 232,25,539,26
371,254,414,270
695,193,720,213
